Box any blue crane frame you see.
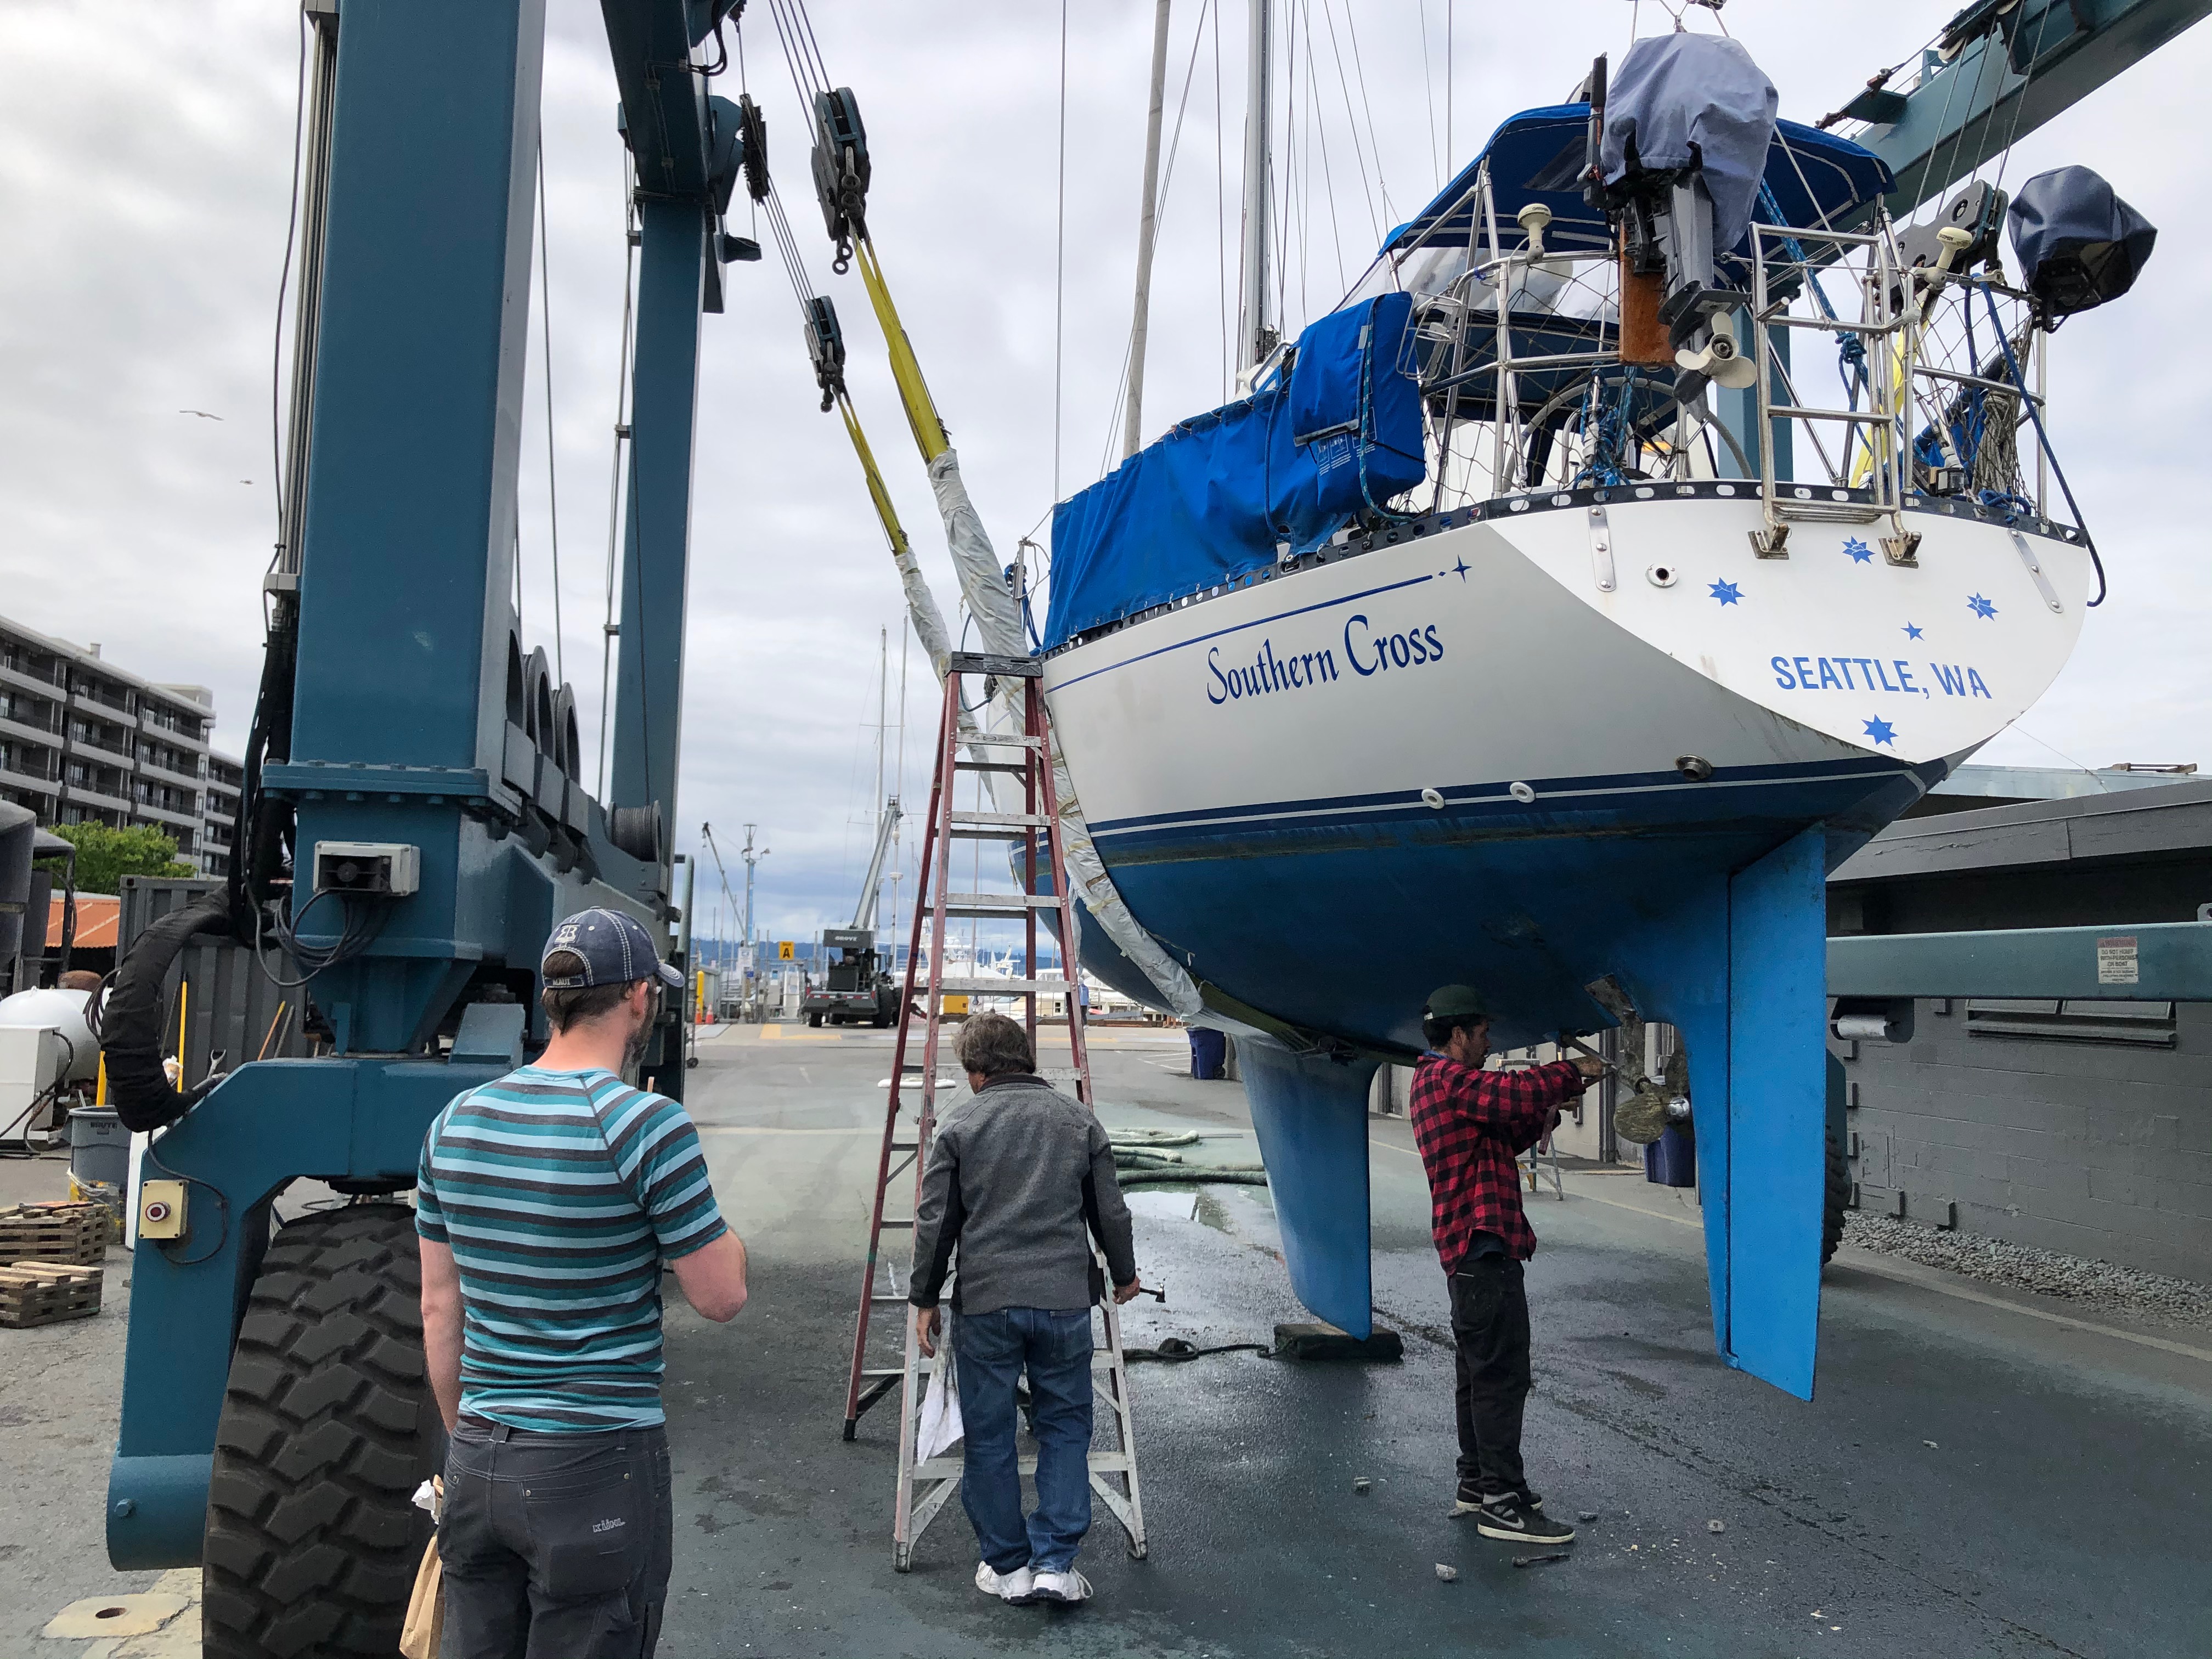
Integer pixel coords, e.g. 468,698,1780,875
107,0,742,1570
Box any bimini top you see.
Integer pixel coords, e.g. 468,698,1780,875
1379,103,1894,262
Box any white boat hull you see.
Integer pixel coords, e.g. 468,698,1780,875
1043,492,2090,1049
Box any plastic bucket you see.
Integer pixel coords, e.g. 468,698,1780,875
1643,1124,1697,1188
1188,1028,1227,1080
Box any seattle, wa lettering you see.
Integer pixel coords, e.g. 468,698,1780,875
1769,656,1990,698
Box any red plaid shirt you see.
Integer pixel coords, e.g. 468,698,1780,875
1407,1052,1586,1268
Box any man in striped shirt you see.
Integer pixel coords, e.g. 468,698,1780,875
418,908,748,1658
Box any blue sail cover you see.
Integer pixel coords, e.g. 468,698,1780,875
1045,291,1423,651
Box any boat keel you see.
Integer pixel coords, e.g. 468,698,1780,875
1235,821,1830,1399
1236,1038,1379,1340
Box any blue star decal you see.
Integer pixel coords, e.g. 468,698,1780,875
1708,579,1742,606
1451,556,1471,582
1863,716,1897,747
1903,622,1923,640
1967,593,1998,619
1843,537,1874,564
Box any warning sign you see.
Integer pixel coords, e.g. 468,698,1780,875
777,940,795,961
2096,935,2139,986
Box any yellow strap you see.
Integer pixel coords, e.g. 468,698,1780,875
855,238,949,462
836,393,915,558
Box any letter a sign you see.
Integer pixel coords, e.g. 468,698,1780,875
777,940,795,961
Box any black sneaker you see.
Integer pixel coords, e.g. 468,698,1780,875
1453,1481,1543,1515
1472,1497,1576,1545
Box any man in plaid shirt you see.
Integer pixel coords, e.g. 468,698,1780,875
1408,984,1601,1546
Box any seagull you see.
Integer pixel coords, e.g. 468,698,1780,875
179,409,223,420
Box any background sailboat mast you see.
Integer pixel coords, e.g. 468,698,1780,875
1122,0,1172,461
1236,0,1272,376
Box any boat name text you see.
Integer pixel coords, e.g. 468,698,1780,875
1206,615,1446,706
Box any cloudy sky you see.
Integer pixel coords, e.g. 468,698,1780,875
3,1,2205,950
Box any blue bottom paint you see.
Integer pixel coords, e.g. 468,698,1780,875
1234,1039,1379,1340
1068,764,1884,1398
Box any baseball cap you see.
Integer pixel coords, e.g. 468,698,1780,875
541,908,686,992
1423,984,1491,1023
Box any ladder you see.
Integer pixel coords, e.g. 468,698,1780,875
839,651,1148,1572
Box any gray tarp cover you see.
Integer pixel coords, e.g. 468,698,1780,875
2007,166,2157,317
1600,33,1779,251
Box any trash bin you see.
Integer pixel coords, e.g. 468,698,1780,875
1188,1027,1227,1080
1643,1124,1696,1188
69,1107,129,1198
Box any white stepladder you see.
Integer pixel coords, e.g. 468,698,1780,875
838,650,1147,1572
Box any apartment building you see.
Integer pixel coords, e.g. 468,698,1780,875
0,612,242,879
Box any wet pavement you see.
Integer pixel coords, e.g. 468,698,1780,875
654,1024,2212,1658
4,1024,2206,1657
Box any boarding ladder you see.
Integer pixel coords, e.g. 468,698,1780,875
839,651,1148,1571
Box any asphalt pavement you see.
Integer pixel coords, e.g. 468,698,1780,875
3,1023,2207,1657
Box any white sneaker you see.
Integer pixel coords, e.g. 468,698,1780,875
1026,1568,1093,1605
975,1561,1035,1601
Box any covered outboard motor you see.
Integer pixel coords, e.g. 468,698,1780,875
2008,166,2157,325
1597,32,1778,395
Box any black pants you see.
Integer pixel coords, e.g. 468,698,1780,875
1448,1255,1532,1497
440,1419,672,1659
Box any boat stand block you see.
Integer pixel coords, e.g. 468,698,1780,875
1272,1322,1404,1363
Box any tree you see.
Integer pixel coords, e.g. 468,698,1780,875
35,821,194,895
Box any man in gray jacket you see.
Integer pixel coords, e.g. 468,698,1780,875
911,1011,1139,1607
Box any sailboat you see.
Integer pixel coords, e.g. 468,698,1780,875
1035,21,2149,1398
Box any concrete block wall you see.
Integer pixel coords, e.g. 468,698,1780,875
1838,1000,2212,1282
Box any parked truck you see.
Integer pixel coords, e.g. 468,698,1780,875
803,798,903,1027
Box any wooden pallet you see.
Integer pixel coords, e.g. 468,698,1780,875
0,1259,103,1328
0,1202,111,1267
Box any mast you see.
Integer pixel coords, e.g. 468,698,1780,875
1236,0,1273,377
1122,0,1173,460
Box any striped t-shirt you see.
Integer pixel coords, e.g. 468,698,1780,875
415,1065,727,1431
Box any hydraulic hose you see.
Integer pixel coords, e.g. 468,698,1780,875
103,894,233,1133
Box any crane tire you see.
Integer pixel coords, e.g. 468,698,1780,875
201,1203,439,1658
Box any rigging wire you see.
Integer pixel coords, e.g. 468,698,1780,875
1314,0,1380,248
596,171,640,800
1337,3,1394,225
1214,0,1229,402
1097,0,1220,481
1053,0,1070,503
536,136,566,687
1417,0,1441,192
1299,0,1347,297
271,10,309,544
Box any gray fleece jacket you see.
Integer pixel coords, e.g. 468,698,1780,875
908,1074,1137,1316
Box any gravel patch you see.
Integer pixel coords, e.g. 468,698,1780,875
1841,1211,2212,1334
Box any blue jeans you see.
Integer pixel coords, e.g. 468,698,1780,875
955,1305,1095,1574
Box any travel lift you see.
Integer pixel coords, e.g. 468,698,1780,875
95,2,755,1652
841,656,1146,1570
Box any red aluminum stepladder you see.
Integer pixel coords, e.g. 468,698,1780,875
839,650,1147,1571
